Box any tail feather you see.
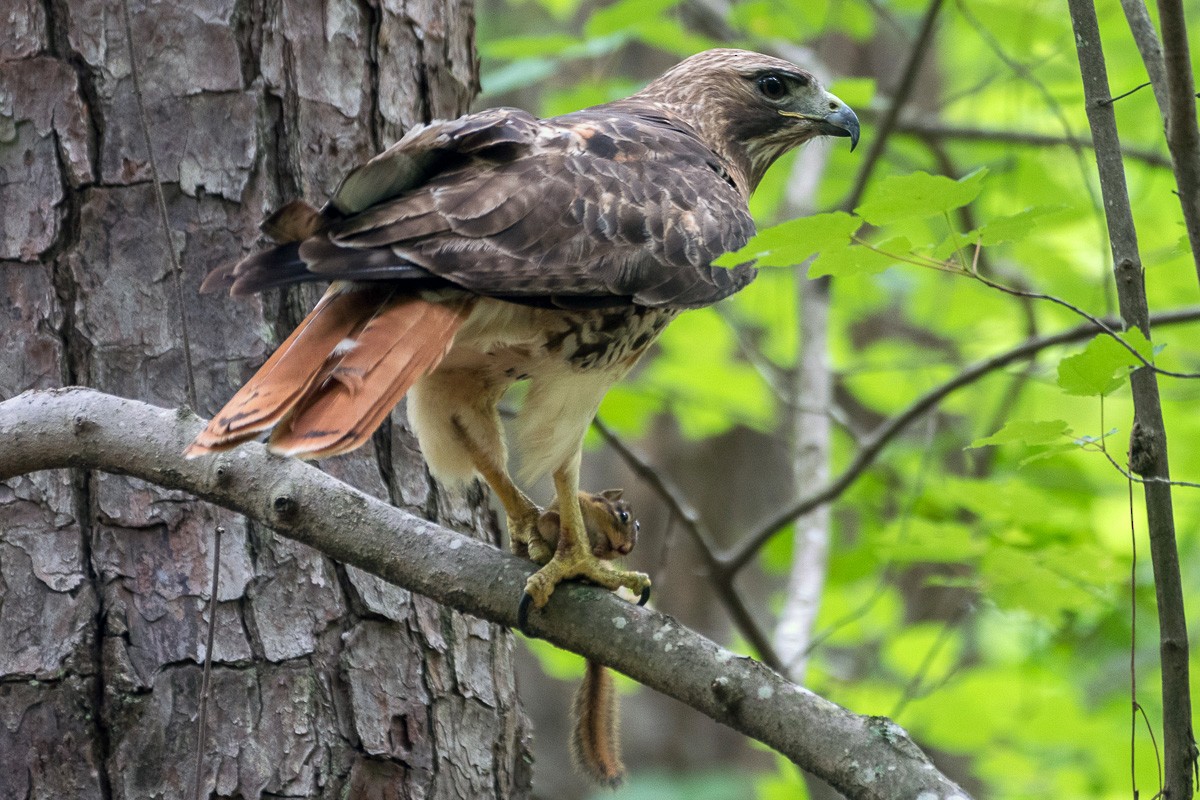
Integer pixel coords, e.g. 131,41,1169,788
269,298,472,458
186,289,472,459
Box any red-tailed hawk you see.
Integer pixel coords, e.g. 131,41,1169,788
187,49,859,627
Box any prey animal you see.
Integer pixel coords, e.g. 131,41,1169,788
187,48,859,626
535,489,639,786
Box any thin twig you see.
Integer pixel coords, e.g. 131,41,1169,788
1099,81,1153,105
841,0,946,211
728,306,1200,572
874,115,1172,169
1087,445,1200,490
1129,471,1140,799
591,418,785,672
118,2,210,791
967,270,1200,380
890,606,971,719
851,234,1200,380
119,0,198,412
1118,0,1170,114
955,0,1114,311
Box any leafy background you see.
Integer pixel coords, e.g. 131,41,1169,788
474,0,1200,797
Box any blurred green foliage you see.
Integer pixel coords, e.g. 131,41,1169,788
477,0,1200,796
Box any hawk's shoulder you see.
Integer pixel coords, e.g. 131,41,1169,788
315,103,759,309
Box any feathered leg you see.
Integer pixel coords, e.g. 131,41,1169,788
408,369,548,562
450,415,549,564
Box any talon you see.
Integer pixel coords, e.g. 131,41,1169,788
517,592,536,635
638,586,650,606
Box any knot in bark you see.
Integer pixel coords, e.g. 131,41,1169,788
1128,421,1158,476
711,675,745,713
272,493,299,519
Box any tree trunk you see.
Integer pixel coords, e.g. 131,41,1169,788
0,2,533,798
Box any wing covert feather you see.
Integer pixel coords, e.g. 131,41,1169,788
281,107,758,308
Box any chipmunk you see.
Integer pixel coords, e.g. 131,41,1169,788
531,489,640,788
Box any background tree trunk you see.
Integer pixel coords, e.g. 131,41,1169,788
0,2,534,798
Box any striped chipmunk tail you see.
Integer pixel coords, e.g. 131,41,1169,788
571,659,626,788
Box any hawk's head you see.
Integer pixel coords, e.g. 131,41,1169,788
637,49,860,193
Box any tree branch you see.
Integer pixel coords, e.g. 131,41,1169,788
842,0,945,210
1117,0,1170,114
729,306,1200,572
1153,0,1200,288
1118,0,1200,288
0,388,971,800
1066,2,1196,796
591,417,785,673
875,115,1172,169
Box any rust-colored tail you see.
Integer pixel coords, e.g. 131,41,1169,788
186,288,472,459
571,660,625,787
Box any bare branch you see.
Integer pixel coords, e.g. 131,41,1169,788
842,0,946,210
1066,2,1195,796
1118,0,1170,114
878,115,1172,169
1153,0,1200,287
0,388,980,800
729,306,1200,572
1118,0,1200,288
590,417,785,673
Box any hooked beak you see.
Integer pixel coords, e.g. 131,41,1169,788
822,103,861,152
780,100,862,151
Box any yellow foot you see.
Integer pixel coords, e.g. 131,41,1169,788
517,548,651,633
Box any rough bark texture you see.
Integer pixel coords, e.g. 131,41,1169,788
0,2,534,798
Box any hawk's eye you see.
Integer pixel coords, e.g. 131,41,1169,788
756,74,787,100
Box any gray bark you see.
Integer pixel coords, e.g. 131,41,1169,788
1,2,532,798
0,388,974,800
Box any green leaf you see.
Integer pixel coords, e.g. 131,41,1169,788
973,205,1068,247
585,0,680,36
828,77,876,109
480,34,581,60
970,419,1072,449
530,0,585,20
875,518,986,563
807,236,911,278
480,58,557,96
729,0,807,41
1056,332,1151,396
714,211,860,268
626,18,718,55
855,169,988,226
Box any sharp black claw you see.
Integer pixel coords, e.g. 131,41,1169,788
517,592,535,635
638,586,651,606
